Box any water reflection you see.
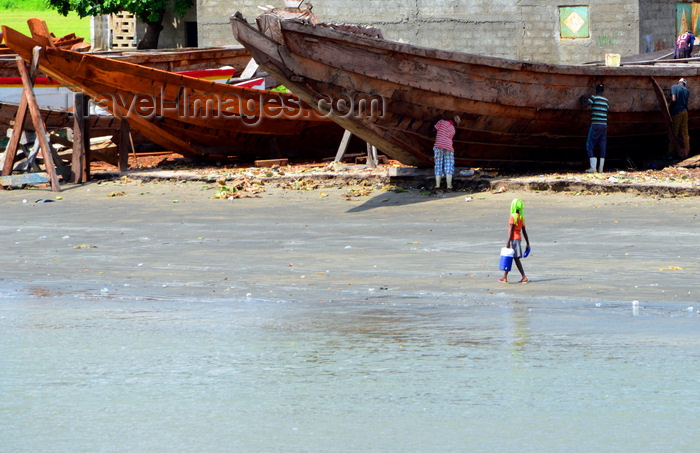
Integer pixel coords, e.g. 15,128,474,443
2,296,700,452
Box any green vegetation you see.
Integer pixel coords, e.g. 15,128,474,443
2,0,48,9
2,1,91,43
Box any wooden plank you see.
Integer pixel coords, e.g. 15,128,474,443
366,142,377,168
676,153,700,167
334,129,353,162
27,18,57,49
1,99,28,178
0,172,49,186
254,158,288,167
117,119,131,171
17,50,60,192
71,92,88,183
239,58,259,80
650,77,686,157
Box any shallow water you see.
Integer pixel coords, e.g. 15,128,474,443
2,287,699,453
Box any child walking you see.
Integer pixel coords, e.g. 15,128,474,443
499,198,531,284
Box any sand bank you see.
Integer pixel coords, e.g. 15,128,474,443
1,172,698,307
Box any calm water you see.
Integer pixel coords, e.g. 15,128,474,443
2,287,700,452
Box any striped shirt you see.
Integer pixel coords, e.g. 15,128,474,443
588,95,610,125
434,119,456,152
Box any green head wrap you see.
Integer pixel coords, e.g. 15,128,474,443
510,198,524,224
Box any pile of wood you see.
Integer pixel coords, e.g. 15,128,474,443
0,29,90,55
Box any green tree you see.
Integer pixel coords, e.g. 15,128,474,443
46,0,194,49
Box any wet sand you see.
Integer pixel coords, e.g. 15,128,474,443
1,176,698,306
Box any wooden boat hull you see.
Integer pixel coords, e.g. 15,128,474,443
230,13,700,168
2,25,352,161
0,45,252,78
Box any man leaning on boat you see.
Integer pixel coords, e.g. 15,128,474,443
584,84,610,173
669,78,690,158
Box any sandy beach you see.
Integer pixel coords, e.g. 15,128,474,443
2,168,697,307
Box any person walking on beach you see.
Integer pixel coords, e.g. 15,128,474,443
669,78,690,158
584,84,610,173
433,115,460,190
499,198,530,284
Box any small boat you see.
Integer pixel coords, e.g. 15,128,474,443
2,24,357,161
230,11,699,168
0,44,253,78
1,19,253,77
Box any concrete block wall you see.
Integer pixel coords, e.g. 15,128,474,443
197,0,261,46
199,0,675,64
639,0,675,53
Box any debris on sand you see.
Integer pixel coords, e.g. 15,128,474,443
211,177,265,199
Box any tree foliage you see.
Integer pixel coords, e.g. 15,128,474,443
46,0,195,48
47,0,193,24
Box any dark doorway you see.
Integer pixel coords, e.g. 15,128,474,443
186,21,198,47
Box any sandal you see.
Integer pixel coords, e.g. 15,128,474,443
498,278,507,283
519,278,529,284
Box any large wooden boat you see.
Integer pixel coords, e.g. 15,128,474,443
2,24,355,161
230,11,700,168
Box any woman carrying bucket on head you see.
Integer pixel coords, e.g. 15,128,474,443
499,198,531,284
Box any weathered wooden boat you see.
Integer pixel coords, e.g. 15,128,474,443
1,19,253,77
231,11,700,168
2,24,357,161
0,45,252,78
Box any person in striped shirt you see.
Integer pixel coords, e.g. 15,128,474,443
433,115,461,190
585,84,610,173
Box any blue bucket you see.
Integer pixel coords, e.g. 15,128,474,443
499,247,514,271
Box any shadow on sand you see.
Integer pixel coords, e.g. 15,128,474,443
345,189,469,213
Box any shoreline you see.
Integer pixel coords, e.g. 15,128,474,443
90,162,700,197
1,172,698,307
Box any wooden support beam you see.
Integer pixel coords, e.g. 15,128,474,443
1,46,41,178
117,118,131,172
334,129,353,162
71,92,90,183
17,48,61,192
366,143,378,168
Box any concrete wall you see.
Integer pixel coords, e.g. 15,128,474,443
153,4,198,48
196,0,678,64
639,0,676,53
133,4,198,48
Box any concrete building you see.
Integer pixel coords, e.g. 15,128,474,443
99,1,693,65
